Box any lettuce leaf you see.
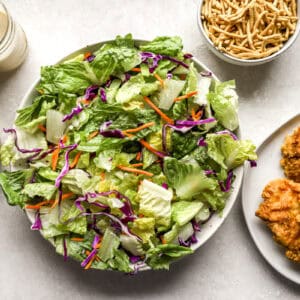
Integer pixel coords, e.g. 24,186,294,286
207,80,239,131
138,179,173,227
140,36,183,56
23,182,56,200
171,201,203,226
146,244,193,270
206,133,257,170
0,169,34,208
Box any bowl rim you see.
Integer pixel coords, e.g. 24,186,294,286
17,38,244,271
197,0,300,64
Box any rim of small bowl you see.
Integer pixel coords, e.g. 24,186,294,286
17,39,244,271
197,0,300,65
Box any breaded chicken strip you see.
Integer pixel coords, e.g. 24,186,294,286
281,127,300,182
256,179,300,263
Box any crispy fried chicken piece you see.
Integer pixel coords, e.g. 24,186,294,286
256,179,300,263
281,127,300,182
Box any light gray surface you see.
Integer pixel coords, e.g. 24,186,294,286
0,0,299,299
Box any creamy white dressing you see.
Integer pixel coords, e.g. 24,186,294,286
0,3,27,72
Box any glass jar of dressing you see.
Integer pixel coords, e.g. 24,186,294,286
0,2,27,72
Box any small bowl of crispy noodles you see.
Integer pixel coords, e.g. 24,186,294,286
197,0,299,66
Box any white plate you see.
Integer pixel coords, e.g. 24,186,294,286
16,39,243,269
242,114,300,284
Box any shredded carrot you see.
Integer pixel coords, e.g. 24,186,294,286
191,108,197,121
85,250,100,262
174,91,198,102
51,192,75,209
123,122,155,134
179,74,187,80
61,192,75,200
138,213,144,218
84,256,96,270
88,130,99,140
160,236,167,244
62,135,68,144
51,146,60,171
94,241,102,249
130,163,143,168
25,200,54,210
143,96,174,125
37,124,47,132
131,67,141,72
84,52,92,59
117,165,153,177
195,110,203,120
136,152,142,161
71,237,84,242
154,73,165,88
80,99,91,105
70,152,82,169
123,132,134,138
139,139,164,158
100,172,105,181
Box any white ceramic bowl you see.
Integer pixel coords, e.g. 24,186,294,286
197,0,300,66
17,40,243,270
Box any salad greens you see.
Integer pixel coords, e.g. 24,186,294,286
0,34,257,273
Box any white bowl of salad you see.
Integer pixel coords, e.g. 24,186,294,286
0,35,257,272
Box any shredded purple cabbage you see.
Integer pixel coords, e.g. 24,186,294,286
178,237,190,247
99,88,107,103
31,212,42,230
28,148,56,162
81,248,97,267
124,73,131,82
166,72,173,79
219,170,234,192
175,118,216,127
92,234,101,249
75,192,109,211
197,137,207,147
62,104,83,122
200,70,213,77
215,130,238,140
249,160,257,167
85,54,95,63
204,170,216,176
99,121,124,139
129,255,141,264
63,237,68,261
55,144,78,187
190,232,198,244
162,55,189,69
3,128,43,154
162,182,168,190
84,85,99,100
79,211,142,241
192,219,201,232
105,78,112,88
183,53,193,59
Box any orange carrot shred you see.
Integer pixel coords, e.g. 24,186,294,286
191,108,197,121
25,200,54,210
84,52,92,59
88,131,99,140
71,237,84,242
123,132,134,138
123,122,155,134
100,172,105,181
195,110,203,119
136,152,142,161
84,256,96,270
80,99,91,105
138,213,144,218
131,67,141,72
51,146,60,171
37,124,47,132
62,135,68,144
70,152,82,169
174,91,198,102
154,73,165,88
160,236,167,244
61,192,75,200
130,163,143,168
139,139,164,158
117,165,153,177
143,96,174,125
179,74,187,80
